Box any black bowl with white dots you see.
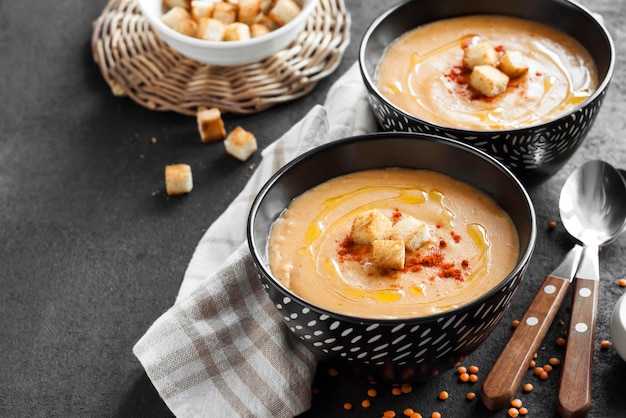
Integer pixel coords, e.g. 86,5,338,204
359,0,614,187
247,133,536,383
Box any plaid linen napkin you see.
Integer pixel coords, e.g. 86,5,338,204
133,62,377,418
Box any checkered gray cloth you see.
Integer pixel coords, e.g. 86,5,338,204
133,63,376,418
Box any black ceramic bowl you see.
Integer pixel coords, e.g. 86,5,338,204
359,0,614,187
247,133,536,382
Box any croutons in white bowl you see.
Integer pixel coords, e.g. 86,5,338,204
137,0,318,66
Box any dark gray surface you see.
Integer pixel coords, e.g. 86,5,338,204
1,0,625,417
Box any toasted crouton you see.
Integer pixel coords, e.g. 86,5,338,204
261,0,273,14
463,42,498,70
256,14,281,31
212,2,238,24
190,0,216,20
196,17,227,40
250,23,271,37
224,126,258,161
165,164,193,195
224,22,251,41
372,239,405,270
498,51,529,78
350,209,392,245
196,107,226,142
470,65,509,97
164,0,192,11
390,215,431,252
268,0,302,26
173,17,199,37
238,0,263,25
161,6,192,29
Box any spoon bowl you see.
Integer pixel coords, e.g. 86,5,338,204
559,160,626,246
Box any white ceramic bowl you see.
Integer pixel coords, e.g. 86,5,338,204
137,0,317,66
610,293,626,362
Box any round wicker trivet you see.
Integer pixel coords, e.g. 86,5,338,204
91,0,351,115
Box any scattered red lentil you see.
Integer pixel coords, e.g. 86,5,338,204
410,413,422,418
403,408,414,416
469,374,479,383
431,413,441,418
511,399,523,408
383,410,396,418
543,364,553,373
343,402,352,410
512,319,520,328
459,372,470,382
519,407,529,415
556,337,567,346
619,278,626,287
508,407,520,417
523,383,534,392
392,387,402,396
548,221,557,229
468,365,479,374
539,371,549,381
549,357,561,366
466,392,476,400
534,367,544,376
438,391,449,400
457,366,467,374
368,388,378,397
361,399,371,408
401,384,413,394
328,368,339,377
528,360,536,368
601,340,612,349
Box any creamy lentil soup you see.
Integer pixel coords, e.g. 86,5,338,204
268,168,519,319
376,15,598,130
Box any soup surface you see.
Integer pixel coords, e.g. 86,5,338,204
268,169,520,319
376,15,598,130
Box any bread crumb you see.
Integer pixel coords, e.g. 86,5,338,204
197,17,227,41
269,0,302,25
463,42,498,70
197,106,226,142
350,209,392,245
224,126,258,161
161,6,192,30
498,51,529,78
390,215,431,252
469,65,509,97
372,239,405,270
224,22,251,41
165,164,193,195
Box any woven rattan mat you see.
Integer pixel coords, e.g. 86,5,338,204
91,0,351,115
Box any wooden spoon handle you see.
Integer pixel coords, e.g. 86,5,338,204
482,275,571,411
556,276,599,418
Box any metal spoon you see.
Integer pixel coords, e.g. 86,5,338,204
482,161,626,412
556,160,626,418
